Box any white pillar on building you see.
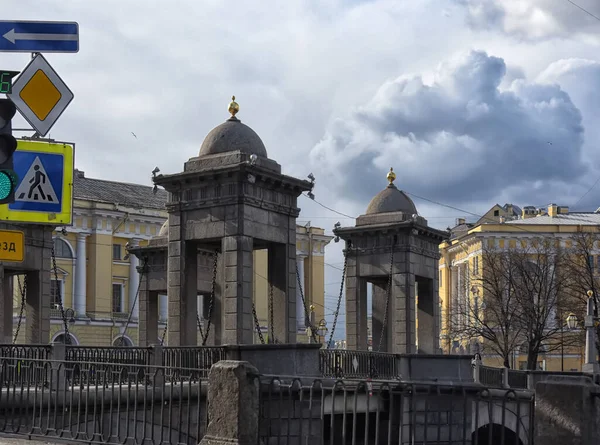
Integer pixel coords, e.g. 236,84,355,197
74,233,88,317
129,239,140,319
296,255,306,331
159,294,168,322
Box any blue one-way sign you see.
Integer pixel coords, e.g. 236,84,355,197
0,20,79,53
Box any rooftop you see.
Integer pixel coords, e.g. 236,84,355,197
73,169,168,210
505,212,600,226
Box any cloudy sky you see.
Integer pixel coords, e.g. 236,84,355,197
5,0,600,339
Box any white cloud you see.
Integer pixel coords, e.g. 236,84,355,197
457,0,600,42
310,50,586,210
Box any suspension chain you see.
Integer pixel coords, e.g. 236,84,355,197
160,323,168,345
51,244,71,344
327,248,348,348
268,283,276,344
13,275,27,344
252,300,266,344
376,245,395,353
198,250,219,346
296,261,317,343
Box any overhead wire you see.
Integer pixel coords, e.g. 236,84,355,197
564,0,600,22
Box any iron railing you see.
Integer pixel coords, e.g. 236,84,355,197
259,375,535,445
0,357,207,445
479,365,505,387
163,346,227,378
319,349,399,380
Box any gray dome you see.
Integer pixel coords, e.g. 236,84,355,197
158,220,168,237
365,183,418,215
199,117,268,158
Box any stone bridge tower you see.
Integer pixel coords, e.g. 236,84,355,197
152,97,313,346
333,169,447,354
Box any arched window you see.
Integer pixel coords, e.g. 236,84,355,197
52,332,78,345
54,238,73,258
113,335,133,347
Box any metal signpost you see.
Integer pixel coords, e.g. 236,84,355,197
7,53,74,137
0,21,79,53
0,139,74,225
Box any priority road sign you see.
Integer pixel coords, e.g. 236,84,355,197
0,229,24,262
7,53,74,137
0,20,79,53
0,139,74,225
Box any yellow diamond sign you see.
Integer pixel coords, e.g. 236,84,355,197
20,69,62,120
8,53,74,137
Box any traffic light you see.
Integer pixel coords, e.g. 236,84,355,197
0,99,17,204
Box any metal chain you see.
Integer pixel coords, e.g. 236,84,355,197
13,275,27,344
120,258,147,346
199,250,219,346
160,323,168,345
296,261,317,343
327,249,348,348
268,283,276,344
51,244,71,344
252,300,266,344
376,245,395,353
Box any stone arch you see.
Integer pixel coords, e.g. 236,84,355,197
52,331,79,345
473,396,532,445
112,334,134,347
472,423,524,445
52,236,75,259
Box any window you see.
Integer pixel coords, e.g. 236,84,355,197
112,283,123,313
50,279,62,306
112,244,122,261
53,238,72,258
113,336,133,346
493,210,499,217
473,256,479,275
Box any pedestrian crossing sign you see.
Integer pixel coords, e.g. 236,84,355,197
0,139,74,225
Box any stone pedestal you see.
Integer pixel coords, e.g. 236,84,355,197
200,361,261,445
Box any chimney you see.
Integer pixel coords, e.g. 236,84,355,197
75,169,85,178
558,206,569,214
548,203,558,217
522,206,536,219
456,218,466,226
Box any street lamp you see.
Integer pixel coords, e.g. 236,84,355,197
561,311,578,371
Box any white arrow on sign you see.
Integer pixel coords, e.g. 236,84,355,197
2,29,78,44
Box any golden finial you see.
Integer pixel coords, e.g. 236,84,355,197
386,167,396,185
228,95,239,118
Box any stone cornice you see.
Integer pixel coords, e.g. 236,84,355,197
335,220,448,242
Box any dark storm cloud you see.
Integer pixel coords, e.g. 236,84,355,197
309,50,587,209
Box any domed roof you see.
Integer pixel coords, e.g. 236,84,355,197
198,97,268,158
158,220,168,237
365,168,418,215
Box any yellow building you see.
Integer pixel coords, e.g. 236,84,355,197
439,203,588,371
12,169,332,346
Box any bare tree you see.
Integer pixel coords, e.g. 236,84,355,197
510,239,575,370
450,240,580,370
561,228,600,359
449,246,523,368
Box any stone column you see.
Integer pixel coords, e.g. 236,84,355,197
159,294,168,322
268,241,296,343
222,235,254,345
74,232,88,317
128,238,140,319
391,272,415,354
345,250,368,350
296,255,306,332
199,361,260,445
416,277,435,354
372,281,389,352
0,267,13,343
582,297,600,373
139,288,159,347
168,241,198,346
25,268,51,344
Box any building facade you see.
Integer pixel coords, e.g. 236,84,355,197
12,169,332,346
439,203,590,371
